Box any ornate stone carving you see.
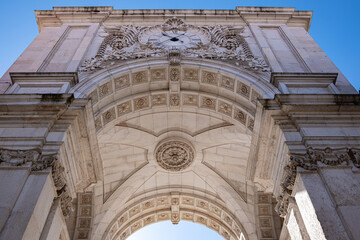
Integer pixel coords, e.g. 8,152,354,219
150,69,166,81
221,76,235,91
234,108,246,125
134,96,149,110
183,94,198,106
132,71,148,85
117,101,132,116
52,159,74,218
237,82,250,99
168,48,181,65
201,96,216,110
0,149,40,167
169,94,180,106
102,107,116,125
74,193,93,240
151,94,166,106
155,139,195,171
99,81,113,98
89,89,98,104
218,101,232,116
0,149,74,218
247,118,254,131
275,147,360,217
183,68,199,82
114,74,130,90
0,149,58,171
169,68,180,81
201,71,217,85
79,19,269,72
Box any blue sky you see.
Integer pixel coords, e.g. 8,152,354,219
0,1,358,238
127,221,223,240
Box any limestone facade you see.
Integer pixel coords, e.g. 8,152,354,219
0,6,359,240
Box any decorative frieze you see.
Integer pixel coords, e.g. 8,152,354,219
134,96,149,110
151,94,167,106
99,81,113,99
79,18,269,73
276,147,360,218
183,68,199,82
132,71,148,85
0,148,57,171
117,100,132,116
114,74,130,90
182,94,198,106
237,82,250,99
169,94,180,106
106,192,246,240
169,67,180,82
221,76,235,91
201,71,218,86
96,91,256,132
74,193,93,240
102,107,116,125
218,101,233,116
150,69,166,81
0,149,74,218
201,96,216,110
234,108,246,125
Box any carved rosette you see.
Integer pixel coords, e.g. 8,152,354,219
275,147,360,218
155,139,195,171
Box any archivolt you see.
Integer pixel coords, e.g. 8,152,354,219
70,59,278,134
104,191,247,240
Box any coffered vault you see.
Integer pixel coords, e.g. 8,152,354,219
0,6,360,240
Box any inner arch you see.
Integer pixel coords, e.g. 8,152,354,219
127,221,224,240
104,191,248,240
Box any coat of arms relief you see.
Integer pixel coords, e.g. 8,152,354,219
80,18,269,72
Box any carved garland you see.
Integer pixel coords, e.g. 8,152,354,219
275,147,360,218
79,18,269,72
0,149,74,218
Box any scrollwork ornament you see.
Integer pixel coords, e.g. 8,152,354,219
79,19,270,72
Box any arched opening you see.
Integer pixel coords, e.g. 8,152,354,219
70,59,281,240
104,191,247,240
127,221,224,240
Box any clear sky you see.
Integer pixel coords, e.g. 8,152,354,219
127,221,223,240
0,1,358,239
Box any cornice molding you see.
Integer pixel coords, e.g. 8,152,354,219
34,6,312,32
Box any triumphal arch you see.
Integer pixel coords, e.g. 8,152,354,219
0,6,359,240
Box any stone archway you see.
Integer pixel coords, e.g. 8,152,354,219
105,191,247,240
68,59,281,240
2,6,360,240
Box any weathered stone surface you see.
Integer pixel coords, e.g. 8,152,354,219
0,5,360,240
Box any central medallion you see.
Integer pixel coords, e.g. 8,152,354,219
155,139,195,171
138,18,211,50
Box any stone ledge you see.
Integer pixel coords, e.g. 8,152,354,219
34,6,313,32
260,94,360,110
